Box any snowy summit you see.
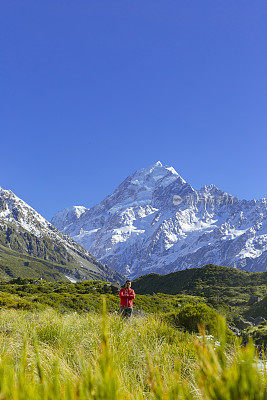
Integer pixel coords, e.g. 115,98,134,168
52,162,267,278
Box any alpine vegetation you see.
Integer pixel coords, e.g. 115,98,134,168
0,303,265,399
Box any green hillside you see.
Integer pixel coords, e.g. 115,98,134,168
245,296,267,319
132,265,267,321
132,264,267,295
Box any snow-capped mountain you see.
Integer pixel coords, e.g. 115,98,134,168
52,162,267,278
0,186,124,283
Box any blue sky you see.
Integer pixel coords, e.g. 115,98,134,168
1,1,266,220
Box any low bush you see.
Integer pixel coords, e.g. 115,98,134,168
165,302,220,335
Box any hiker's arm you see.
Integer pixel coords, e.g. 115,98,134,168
119,289,127,297
127,291,135,300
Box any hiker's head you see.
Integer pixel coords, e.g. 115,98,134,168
125,280,131,288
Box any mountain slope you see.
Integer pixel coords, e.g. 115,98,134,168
0,187,124,283
0,244,96,282
52,162,267,278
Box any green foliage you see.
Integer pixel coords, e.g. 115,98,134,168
133,265,267,323
195,316,266,400
133,264,266,296
0,279,204,315
0,269,265,352
0,291,38,310
242,322,267,351
245,296,267,319
0,276,264,341
165,302,220,335
0,308,264,399
0,257,264,398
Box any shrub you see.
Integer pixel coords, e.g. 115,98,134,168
165,302,220,335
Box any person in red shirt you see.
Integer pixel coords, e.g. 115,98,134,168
119,280,135,319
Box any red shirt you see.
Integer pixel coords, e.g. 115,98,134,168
119,287,135,308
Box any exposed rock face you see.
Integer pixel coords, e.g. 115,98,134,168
52,162,267,278
0,187,124,283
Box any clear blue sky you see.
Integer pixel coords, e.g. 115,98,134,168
1,1,266,220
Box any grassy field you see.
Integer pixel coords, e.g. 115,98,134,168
0,277,266,350
0,271,265,399
0,301,265,399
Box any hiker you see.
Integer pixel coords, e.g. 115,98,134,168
119,280,135,319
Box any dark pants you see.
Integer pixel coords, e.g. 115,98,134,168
120,307,133,319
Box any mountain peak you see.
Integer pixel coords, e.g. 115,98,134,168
149,161,178,175
52,163,267,277
136,162,185,183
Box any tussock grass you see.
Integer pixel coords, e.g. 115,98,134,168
0,303,265,399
